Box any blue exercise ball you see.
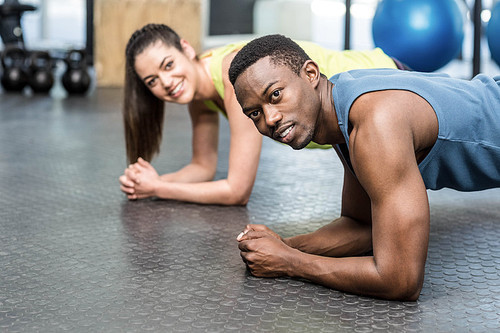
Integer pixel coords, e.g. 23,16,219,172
372,0,465,72
487,1,500,68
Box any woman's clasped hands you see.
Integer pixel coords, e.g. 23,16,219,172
119,157,161,200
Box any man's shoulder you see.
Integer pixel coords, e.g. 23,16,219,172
329,68,402,82
350,90,421,133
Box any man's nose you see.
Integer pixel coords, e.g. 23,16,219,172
264,107,282,127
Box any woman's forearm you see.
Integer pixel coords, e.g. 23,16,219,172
159,163,216,183
154,177,252,205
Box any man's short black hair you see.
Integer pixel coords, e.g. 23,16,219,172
229,34,311,86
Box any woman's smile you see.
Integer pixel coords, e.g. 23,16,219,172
169,80,184,98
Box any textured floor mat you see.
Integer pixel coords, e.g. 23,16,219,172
1,89,499,332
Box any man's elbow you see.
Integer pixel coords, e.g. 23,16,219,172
385,273,424,301
392,284,422,301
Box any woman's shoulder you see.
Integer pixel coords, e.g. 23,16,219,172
204,41,248,100
201,41,248,62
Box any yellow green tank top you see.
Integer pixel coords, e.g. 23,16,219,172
200,40,396,106
199,41,248,114
199,40,397,148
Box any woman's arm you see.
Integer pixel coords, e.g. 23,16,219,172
122,53,264,205
119,102,220,196
153,94,262,205
159,101,220,183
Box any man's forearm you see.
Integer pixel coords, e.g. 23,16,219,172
288,252,421,301
285,216,372,257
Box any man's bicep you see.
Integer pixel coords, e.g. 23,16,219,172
349,120,430,292
370,168,430,296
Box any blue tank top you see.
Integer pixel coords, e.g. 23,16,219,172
330,68,500,191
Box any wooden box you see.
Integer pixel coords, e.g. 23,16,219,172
94,0,203,87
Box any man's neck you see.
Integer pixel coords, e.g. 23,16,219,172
312,77,345,145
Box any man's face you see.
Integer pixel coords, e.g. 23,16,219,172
233,57,320,150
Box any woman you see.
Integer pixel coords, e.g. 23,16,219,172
119,23,401,205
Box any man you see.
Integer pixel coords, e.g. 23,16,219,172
228,34,500,301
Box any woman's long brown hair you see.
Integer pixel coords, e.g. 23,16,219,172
123,24,183,164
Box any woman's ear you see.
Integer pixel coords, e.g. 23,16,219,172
180,39,197,60
302,60,321,88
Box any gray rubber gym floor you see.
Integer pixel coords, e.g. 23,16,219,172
1,80,500,332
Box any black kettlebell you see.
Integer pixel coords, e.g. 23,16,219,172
28,51,54,93
1,46,28,92
62,49,91,95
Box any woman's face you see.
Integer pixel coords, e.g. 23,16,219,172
134,40,198,104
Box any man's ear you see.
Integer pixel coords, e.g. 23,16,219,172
302,60,321,88
180,39,197,60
